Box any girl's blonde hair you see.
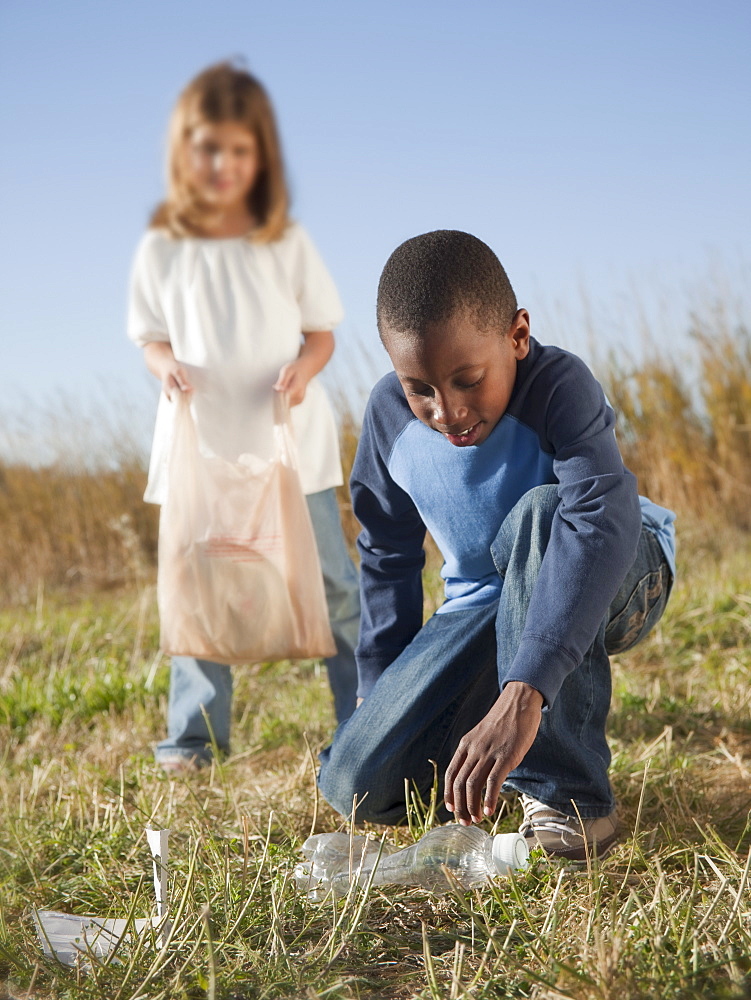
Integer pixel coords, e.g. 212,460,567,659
150,61,290,242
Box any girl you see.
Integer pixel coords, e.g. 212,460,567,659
128,61,359,772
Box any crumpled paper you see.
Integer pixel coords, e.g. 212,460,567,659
34,828,170,967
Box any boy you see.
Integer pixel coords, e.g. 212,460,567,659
319,231,675,859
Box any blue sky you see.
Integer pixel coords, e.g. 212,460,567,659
1,0,749,442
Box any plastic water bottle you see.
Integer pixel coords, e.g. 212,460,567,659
294,824,528,898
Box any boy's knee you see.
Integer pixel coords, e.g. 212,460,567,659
318,739,407,826
492,485,559,561
510,484,559,526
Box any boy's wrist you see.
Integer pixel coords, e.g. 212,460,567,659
502,681,544,710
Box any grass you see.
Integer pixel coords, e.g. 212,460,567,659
1,534,750,999
1,292,751,997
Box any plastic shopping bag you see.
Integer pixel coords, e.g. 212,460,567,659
157,392,336,663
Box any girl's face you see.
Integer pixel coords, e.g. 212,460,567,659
185,120,261,214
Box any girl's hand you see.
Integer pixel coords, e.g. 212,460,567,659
274,330,335,406
274,359,310,406
143,342,193,400
161,361,193,400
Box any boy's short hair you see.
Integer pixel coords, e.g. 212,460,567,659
377,230,518,340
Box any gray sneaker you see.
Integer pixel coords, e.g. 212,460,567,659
157,753,204,775
519,794,619,861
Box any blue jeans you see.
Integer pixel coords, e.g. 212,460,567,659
155,487,360,764
318,485,671,824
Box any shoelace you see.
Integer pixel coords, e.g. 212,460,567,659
518,793,584,840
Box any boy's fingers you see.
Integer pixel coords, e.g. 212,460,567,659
483,762,507,817
447,757,489,826
447,753,482,824
443,749,466,812
468,759,497,823
450,780,470,825
464,768,486,824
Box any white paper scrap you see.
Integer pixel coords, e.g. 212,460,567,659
34,828,171,967
146,827,170,920
34,911,158,966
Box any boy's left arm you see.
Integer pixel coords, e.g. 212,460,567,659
445,353,642,824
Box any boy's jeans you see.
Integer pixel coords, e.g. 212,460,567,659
318,485,671,824
155,487,360,765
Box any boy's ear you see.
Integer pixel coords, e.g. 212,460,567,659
509,309,531,359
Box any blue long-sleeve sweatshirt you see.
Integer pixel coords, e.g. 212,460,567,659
351,337,676,707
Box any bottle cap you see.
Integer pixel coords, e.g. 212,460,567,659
491,832,529,872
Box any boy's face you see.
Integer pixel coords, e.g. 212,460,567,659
384,310,530,447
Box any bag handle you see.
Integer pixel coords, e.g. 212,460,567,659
172,388,298,471
272,391,299,470
172,389,198,448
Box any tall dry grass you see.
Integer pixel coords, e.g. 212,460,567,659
1,301,750,606
0,390,158,604
598,318,751,540
0,461,157,601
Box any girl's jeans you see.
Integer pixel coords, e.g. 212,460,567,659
155,487,359,765
318,485,672,824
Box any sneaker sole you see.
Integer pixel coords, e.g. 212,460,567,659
158,757,204,774
524,829,620,862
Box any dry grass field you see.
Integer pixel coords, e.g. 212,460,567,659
1,299,750,998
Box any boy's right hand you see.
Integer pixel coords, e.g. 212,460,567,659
444,681,543,826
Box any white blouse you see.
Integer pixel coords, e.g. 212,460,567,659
127,222,345,503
